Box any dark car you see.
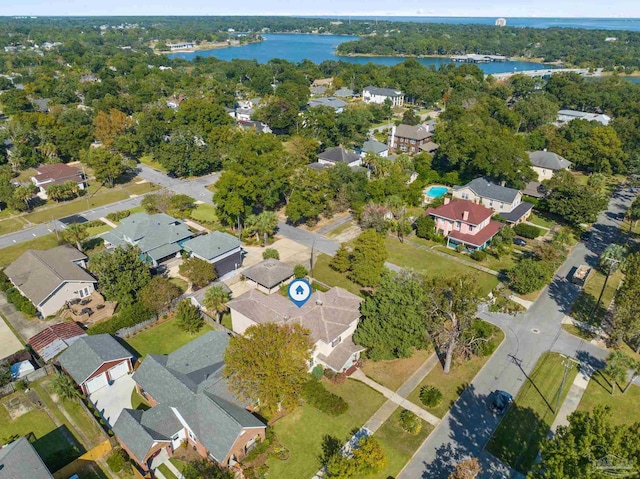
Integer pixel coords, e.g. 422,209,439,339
490,390,513,416
513,238,527,247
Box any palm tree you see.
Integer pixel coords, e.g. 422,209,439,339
593,244,628,320
203,285,230,324
61,223,89,251
50,372,79,401
254,211,278,246
13,185,35,211
604,351,634,395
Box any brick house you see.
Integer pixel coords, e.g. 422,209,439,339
388,123,434,154
113,332,266,475
427,198,503,251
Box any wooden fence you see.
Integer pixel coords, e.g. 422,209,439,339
52,439,113,479
0,364,55,399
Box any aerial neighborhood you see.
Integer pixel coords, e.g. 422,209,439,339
1,14,640,479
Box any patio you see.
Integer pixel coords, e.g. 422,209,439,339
60,291,117,326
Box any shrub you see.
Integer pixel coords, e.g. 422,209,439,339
5,287,37,316
508,258,554,294
488,295,526,315
107,449,131,473
87,303,153,335
301,380,349,416
419,386,443,407
513,223,543,239
106,210,130,222
311,365,324,381
262,248,279,260
294,264,308,279
470,250,487,262
399,410,422,435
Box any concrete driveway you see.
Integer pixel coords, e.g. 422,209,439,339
90,374,135,428
0,316,23,358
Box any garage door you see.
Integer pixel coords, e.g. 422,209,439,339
85,373,108,394
108,361,129,381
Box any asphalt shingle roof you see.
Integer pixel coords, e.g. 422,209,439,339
393,124,432,141
58,334,133,384
241,259,294,289
361,138,388,154
0,437,53,479
527,151,572,171
4,245,96,307
112,409,167,463
453,177,520,204
307,97,347,110
318,146,361,165
363,86,403,97
182,232,241,262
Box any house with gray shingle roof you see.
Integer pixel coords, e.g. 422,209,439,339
58,334,133,395
334,87,355,98
527,150,572,181
452,177,533,224
182,232,242,277
101,213,193,267
227,287,364,372
241,259,294,294
113,332,265,475
307,96,347,113
4,245,97,317
0,436,54,479
317,146,363,168
359,138,389,158
362,86,404,107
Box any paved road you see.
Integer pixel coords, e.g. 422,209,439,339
0,166,220,249
399,185,638,479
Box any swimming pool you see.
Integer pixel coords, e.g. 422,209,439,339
424,186,449,198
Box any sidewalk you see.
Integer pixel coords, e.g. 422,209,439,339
550,364,593,432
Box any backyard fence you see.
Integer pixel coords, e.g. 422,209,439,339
0,364,56,399
201,310,236,335
115,316,160,338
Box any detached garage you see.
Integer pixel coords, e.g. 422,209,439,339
58,334,134,396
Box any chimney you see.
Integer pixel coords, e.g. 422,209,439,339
390,125,396,148
462,211,469,221
444,197,450,205
316,299,323,306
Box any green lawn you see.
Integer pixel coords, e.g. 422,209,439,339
361,348,432,392
486,352,579,474
0,385,85,472
312,253,363,296
433,244,517,274
385,238,500,296
157,464,178,479
131,389,151,411
528,213,555,229
0,216,30,235
169,277,189,294
220,312,233,330
125,316,214,358
190,203,219,229
0,233,61,266
85,222,113,237
577,371,640,427
561,323,595,341
407,323,504,418
363,407,434,479
267,379,386,478
570,269,623,326
139,155,167,173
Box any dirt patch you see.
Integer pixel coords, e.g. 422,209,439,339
3,395,34,420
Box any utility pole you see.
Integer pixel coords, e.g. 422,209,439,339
554,354,580,414
589,256,622,324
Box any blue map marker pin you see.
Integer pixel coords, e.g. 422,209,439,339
288,279,312,308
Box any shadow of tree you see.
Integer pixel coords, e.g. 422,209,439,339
546,276,580,315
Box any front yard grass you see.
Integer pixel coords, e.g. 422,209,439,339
190,203,220,229
576,371,640,427
0,233,60,267
528,213,555,229
385,238,500,296
569,269,623,326
433,244,517,273
267,379,386,478
485,352,579,474
361,348,432,391
407,323,504,418
157,463,178,479
139,155,167,173
125,316,214,358
168,277,189,294
365,407,434,479
312,253,363,296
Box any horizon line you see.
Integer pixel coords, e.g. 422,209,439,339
3,14,640,19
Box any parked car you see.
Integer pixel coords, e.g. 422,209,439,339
489,390,513,416
513,238,527,247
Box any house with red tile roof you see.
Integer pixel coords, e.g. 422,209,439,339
426,198,503,251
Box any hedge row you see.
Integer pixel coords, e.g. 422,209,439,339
513,223,543,239
87,303,153,335
0,271,38,316
302,379,349,416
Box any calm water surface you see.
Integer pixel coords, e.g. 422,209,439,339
170,34,556,74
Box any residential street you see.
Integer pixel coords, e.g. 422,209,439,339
399,185,638,479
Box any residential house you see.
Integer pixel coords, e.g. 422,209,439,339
31,98,50,113
235,98,261,122
427,198,504,251
0,437,54,479
241,259,294,294
307,97,347,113
187,281,231,311
5,245,97,318
80,74,100,83
556,109,611,126
418,141,440,155
312,78,333,88
317,146,363,168
238,120,272,134
388,123,434,154
359,138,389,158
527,150,572,181
227,287,364,373
101,213,193,267
310,85,328,96
334,87,355,99
182,231,243,277
31,163,87,199
362,86,404,107
58,334,134,395
452,177,533,224
28,322,87,362
114,332,266,475
166,95,185,110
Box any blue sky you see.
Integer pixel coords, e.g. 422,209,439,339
4,0,640,17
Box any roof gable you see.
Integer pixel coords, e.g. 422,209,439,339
318,146,361,164
454,177,520,204
427,199,494,225
242,259,294,288
0,437,53,479
182,232,241,261
58,334,133,384
527,151,572,170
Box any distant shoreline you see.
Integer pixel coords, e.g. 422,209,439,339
156,38,263,54
334,51,560,66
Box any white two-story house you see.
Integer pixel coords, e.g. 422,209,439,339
227,287,364,373
362,86,404,107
